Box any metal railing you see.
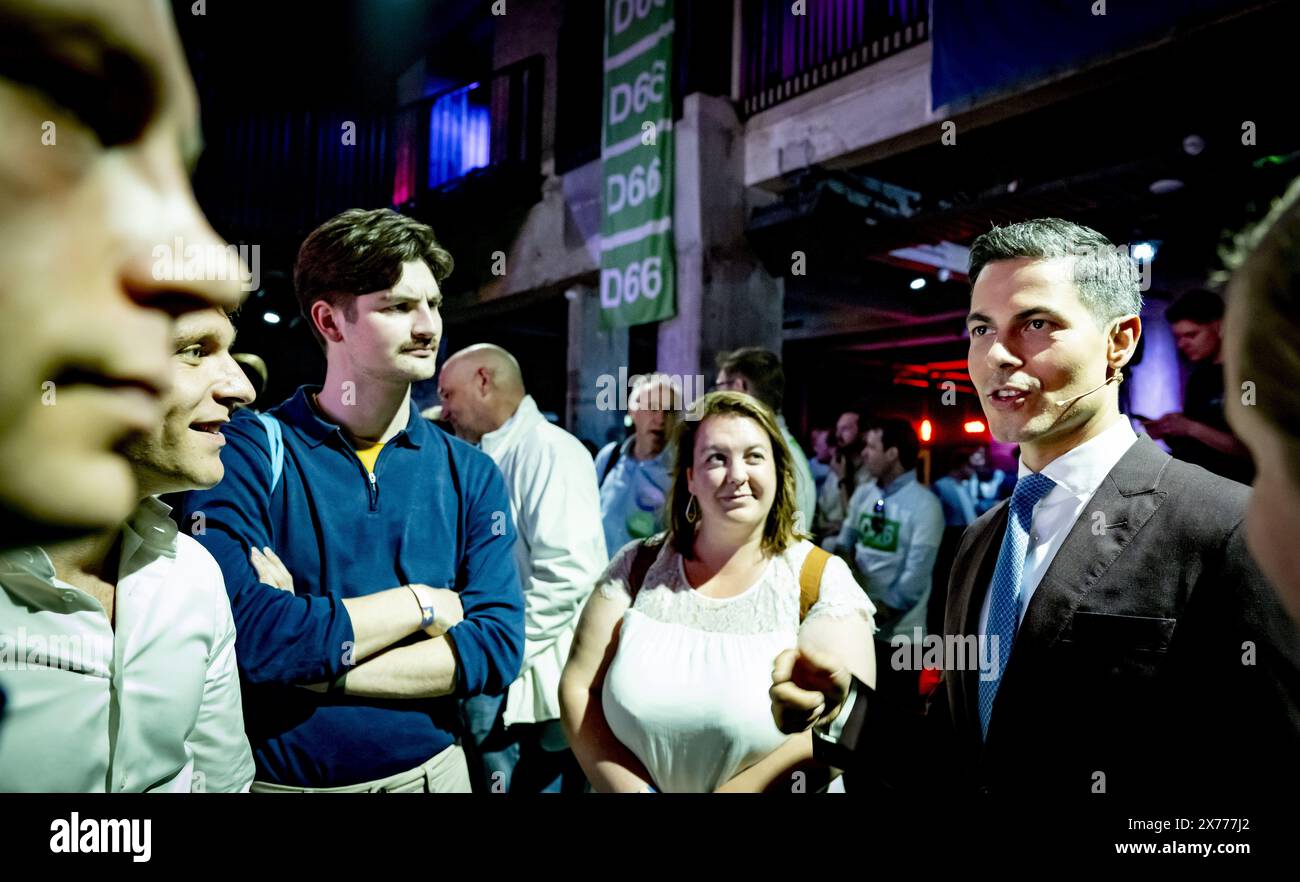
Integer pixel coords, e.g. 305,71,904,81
739,0,929,117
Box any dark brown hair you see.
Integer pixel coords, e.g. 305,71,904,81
294,208,454,347
665,391,807,560
716,347,786,413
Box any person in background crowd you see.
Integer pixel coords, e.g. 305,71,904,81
1224,174,1300,626
809,428,833,490
232,353,268,411
826,418,943,641
964,446,1008,516
714,348,817,530
562,391,875,792
1145,289,1254,484
0,0,245,551
594,374,682,556
815,410,873,541
437,343,607,792
775,217,1300,799
932,447,979,528
180,208,523,793
0,307,256,791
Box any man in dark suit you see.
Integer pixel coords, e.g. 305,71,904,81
771,218,1300,798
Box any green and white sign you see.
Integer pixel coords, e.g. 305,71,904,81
600,0,676,329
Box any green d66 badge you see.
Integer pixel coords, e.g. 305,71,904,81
856,512,900,552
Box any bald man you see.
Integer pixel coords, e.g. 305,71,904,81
438,345,608,792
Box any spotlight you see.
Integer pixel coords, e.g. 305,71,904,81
910,277,926,290
263,311,282,325
1131,242,1157,262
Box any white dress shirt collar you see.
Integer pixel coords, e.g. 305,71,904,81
1019,414,1139,503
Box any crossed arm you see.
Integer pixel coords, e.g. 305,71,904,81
250,547,462,698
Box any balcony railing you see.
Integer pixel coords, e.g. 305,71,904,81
393,55,543,203
739,0,929,117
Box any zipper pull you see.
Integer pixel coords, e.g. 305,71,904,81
368,471,378,509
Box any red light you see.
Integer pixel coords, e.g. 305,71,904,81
963,420,986,434
920,419,933,442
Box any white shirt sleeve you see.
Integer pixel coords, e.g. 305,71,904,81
516,437,610,669
187,557,255,793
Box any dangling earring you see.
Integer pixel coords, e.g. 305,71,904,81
685,494,699,524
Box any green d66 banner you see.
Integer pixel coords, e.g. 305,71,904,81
600,0,676,330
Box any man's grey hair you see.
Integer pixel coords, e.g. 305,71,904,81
967,218,1143,325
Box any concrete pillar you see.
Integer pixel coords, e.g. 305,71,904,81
658,93,784,388
567,283,628,446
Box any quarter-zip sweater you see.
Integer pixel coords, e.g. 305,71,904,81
180,386,524,787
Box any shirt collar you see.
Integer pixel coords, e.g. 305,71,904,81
0,497,177,602
880,470,917,497
121,495,179,565
1020,415,1139,499
280,385,424,450
479,395,540,457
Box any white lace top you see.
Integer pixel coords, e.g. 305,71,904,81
598,536,876,793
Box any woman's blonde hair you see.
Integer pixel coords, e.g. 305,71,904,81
664,390,807,559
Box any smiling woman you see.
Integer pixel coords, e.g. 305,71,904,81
560,391,878,793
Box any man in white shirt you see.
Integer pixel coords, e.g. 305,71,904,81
438,344,608,792
0,307,257,792
827,418,943,640
0,0,246,552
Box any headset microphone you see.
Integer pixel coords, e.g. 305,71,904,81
1051,371,1123,408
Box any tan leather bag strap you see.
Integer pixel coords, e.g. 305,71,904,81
799,546,830,622
631,540,827,620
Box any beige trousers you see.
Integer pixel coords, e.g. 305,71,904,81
250,743,472,793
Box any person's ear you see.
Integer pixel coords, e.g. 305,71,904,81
1108,314,1142,374
311,300,346,345
476,366,492,397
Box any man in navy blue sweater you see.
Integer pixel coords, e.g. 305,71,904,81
181,208,523,792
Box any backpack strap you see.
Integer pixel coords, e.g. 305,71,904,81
600,439,624,485
798,545,830,623
256,412,285,493
626,537,661,602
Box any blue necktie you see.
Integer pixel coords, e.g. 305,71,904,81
978,471,1057,740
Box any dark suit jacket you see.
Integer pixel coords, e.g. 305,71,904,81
817,435,1300,797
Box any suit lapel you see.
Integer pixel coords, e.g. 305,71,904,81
945,436,1174,744
946,501,1009,741
1015,436,1171,651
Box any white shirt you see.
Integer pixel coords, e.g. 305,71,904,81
829,471,945,620
977,416,1139,635
599,538,875,793
0,497,254,792
479,395,609,726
